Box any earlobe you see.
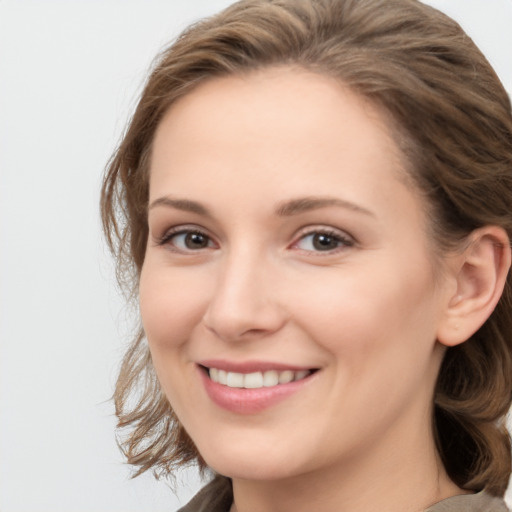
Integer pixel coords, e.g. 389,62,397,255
437,226,511,347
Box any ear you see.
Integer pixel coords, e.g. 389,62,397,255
437,226,511,347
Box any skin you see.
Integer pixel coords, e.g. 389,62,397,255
140,68,468,512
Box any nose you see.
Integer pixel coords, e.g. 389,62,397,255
202,249,289,342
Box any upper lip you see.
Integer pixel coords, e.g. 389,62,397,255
198,359,317,373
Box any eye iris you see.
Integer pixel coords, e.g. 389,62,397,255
185,232,209,249
312,233,338,251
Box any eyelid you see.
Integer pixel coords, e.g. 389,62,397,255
153,223,354,254
155,224,218,251
290,225,355,253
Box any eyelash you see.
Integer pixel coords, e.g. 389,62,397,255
157,225,217,252
291,227,354,254
156,225,354,255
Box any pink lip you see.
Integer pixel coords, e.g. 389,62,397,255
197,364,316,415
198,359,313,373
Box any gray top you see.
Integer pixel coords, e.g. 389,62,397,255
425,490,509,512
178,476,510,512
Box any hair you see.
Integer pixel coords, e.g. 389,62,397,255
101,0,512,496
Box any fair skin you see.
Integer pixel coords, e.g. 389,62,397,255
139,68,509,512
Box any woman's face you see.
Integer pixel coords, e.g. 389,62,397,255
140,68,455,481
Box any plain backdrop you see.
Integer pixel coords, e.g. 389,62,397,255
1,1,511,511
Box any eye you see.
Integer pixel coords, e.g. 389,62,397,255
293,229,353,253
158,228,216,252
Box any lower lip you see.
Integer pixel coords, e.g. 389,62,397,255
199,367,314,414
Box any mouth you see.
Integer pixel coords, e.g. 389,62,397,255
202,366,315,389
197,360,319,413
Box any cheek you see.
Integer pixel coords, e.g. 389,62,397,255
289,257,441,361
139,263,210,350
138,264,211,415
292,263,443,432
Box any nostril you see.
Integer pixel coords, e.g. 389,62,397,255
240,328,271,338
202,320,282,343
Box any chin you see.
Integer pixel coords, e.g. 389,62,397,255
199,445,306,482
210,461,299,482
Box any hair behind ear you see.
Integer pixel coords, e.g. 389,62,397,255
434,229,512,495
434,321,512,495
433,226,512,495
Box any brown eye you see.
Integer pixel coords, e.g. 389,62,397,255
294,229,354,253
160,229,215,251
184,232,210,249
312,233,340,251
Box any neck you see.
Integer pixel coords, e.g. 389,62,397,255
230,414,462,512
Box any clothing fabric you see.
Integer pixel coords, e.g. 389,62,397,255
177,475,510,512
177,476,232,512
425,491,509,512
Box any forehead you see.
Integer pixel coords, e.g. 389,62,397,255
150,67,409,193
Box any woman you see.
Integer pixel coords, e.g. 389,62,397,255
101,0,512,510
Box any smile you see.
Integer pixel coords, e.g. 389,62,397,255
208,368,313,389
198,363,318,414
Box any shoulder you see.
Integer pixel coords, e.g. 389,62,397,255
176,475,233,512
176,482,510,512
425,491,510,512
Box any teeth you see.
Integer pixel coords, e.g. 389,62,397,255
244,372,263,389
294,370,309,380
263,370,278,387
208,368,312,388
218,369,227,385
226,372,244,388
278,370,294,384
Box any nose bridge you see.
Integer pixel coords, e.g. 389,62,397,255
203,242,285,341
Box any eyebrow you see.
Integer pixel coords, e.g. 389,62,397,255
148,195,374,218
148,197,211,216
275,196,375,217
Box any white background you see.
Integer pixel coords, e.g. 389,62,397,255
1,1,511,511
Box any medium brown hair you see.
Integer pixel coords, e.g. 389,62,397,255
101,0,512,495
